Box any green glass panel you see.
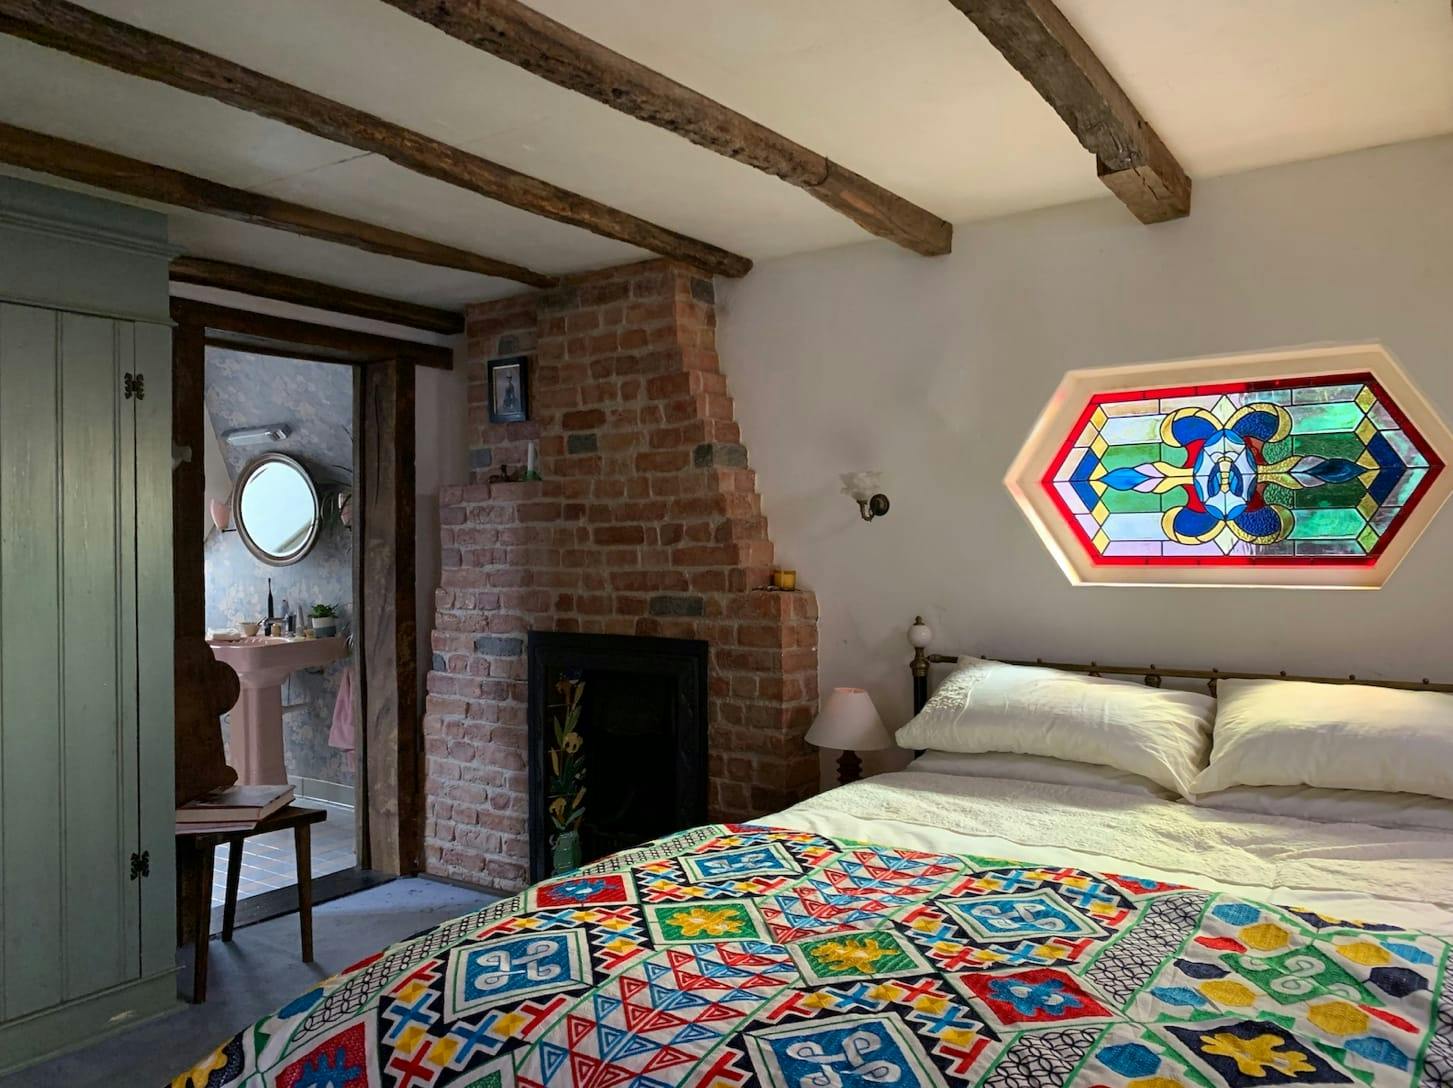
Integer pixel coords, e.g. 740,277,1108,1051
1098,442,1162,472
1100,487,1161,514
1357,524,1380,554
1287,402,1365,434
1289,508,1366,539
1261,438,1292,463
1290,433,1365,460
1261,483,1295,508
1293,480,1367,510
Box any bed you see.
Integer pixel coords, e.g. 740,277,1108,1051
170,648,1453,1088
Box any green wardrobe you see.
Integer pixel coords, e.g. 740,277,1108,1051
0,178,177,1071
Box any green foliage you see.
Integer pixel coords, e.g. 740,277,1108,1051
547,675,586,836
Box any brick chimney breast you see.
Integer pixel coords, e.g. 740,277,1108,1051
425,260,819,891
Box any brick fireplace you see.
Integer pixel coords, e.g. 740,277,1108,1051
423,259,819,890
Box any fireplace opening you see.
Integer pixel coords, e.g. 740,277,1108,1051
526,631,708,882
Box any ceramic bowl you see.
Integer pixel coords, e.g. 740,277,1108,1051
239,621,261,637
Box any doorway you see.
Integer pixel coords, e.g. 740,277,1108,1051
172,299,439,921
201,346,360,907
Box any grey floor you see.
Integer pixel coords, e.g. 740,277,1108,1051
1,878,497,1088
210,799,357,906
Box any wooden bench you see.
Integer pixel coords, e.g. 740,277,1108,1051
175,804,326,1002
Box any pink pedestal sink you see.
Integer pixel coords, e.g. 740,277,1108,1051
207,636,348,785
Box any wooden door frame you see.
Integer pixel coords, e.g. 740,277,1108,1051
171,299,444,875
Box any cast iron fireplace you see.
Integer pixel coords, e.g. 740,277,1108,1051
526,631,708,882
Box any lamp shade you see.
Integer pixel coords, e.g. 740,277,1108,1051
805,687,893,751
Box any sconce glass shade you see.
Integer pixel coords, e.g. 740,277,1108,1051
805,687,894,751
209,498,231,533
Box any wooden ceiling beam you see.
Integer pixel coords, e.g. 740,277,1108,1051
0,122,555,287
382,0,952,257
171,297,453,369
170,257,465,336
948,0,1191,222
0,0,752,277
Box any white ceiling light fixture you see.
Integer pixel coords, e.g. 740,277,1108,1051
224,424,292,446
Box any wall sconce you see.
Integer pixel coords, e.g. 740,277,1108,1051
841,471,890,521
209,498,234,533
224,423,291,446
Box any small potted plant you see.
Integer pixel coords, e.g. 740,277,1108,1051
309,603,339,637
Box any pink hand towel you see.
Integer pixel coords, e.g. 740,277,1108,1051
329,666,356,764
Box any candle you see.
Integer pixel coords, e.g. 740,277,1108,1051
779,569,797,590
526,440,538,477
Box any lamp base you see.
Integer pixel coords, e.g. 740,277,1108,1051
836,749,863,786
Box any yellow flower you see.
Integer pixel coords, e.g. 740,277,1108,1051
562,732,583,753
549,797,567,822
672,907,745,937
813,936,898,974
1199,1032,1315,1078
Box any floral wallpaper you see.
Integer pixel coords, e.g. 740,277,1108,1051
204,348,356,789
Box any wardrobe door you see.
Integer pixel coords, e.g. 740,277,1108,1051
0,305,141,1017
133,319,175,981
0,303,66,1020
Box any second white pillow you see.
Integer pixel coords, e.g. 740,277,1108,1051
895,657,1215,795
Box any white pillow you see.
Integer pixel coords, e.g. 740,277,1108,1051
1192,678,1453,800
895,657,1215,795
909,750,1177,800
1191,784,1453,834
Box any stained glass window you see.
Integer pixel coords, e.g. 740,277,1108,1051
1006,347,1453,587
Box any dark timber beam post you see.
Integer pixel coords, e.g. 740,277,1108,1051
0,123,553,287
170,257,466,336
356,362,420,875
948,0,1191,222
383,0,953,257
0,0,752,277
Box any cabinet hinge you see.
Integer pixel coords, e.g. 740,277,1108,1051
122,372,145,400
129,849,151,880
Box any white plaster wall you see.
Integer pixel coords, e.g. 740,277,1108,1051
718,134,1453,773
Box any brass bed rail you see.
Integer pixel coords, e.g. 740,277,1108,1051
907,618,1453,714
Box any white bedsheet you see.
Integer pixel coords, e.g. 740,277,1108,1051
765,770,1453,935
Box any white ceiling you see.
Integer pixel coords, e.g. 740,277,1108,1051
2,0,1449,309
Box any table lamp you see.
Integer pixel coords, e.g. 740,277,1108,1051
806,687,894,785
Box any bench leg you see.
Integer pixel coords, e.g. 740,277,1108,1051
191,843,215,1003
294,823,313,963
221,841,243,942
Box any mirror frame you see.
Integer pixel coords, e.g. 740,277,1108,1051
233,452,321,567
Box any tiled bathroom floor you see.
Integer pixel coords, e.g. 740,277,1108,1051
210,800,357,907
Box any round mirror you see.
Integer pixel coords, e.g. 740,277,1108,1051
234,453,321,566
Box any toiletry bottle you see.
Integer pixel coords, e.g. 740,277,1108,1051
266,577,275,623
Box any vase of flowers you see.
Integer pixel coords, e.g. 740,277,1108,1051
548,670,586,875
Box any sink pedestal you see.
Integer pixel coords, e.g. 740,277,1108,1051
207,636,348,786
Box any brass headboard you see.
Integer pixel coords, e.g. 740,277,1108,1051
907,619,1453,714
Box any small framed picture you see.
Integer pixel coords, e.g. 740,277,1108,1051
487,355,529,423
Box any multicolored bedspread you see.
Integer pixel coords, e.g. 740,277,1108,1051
174,824,1453,1088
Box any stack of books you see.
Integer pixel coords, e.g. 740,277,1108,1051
176,784,294,832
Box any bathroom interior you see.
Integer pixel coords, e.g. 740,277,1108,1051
202,347,359,907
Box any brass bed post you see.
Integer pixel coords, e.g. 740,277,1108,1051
909,615,931,715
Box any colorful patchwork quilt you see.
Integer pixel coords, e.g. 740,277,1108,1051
171,824,1453,1088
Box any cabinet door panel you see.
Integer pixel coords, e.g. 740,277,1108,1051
133,320,173,979
58,313,139,1000
0,304,64,1019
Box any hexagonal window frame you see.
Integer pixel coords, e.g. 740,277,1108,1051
1004,344,1453,588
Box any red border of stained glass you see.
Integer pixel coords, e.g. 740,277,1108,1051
1040,372,1446,567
